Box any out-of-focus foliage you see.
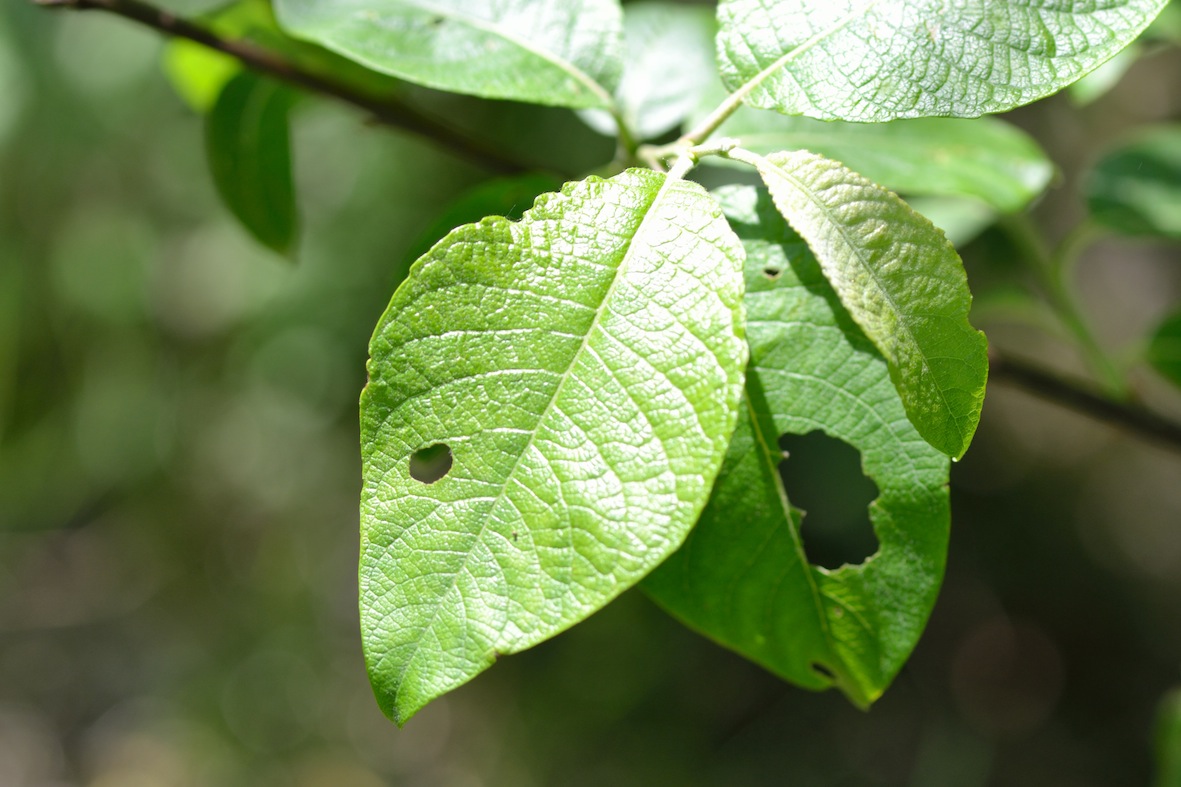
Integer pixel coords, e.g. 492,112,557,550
1086,125,1181,240
4,0,1181,785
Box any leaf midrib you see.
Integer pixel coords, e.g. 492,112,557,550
743,395,836,658
392,173,678,710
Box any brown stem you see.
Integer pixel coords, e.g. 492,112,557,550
989,348,1181,454
34,0,529,175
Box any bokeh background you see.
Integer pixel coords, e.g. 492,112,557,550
3,0,1181,784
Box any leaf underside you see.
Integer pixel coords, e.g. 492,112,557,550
360,169,747,724
275,0,623,109
717,0,1169,121
645,185,950,708
747,149,988,459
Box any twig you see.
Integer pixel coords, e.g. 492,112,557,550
33,0,530,175
989,348,1181,454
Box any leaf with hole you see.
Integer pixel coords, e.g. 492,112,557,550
1086,125,1181,241
645,185,950,708
206,71,299,255
578,1,717,141
736,147,988,459
274,0,623,109
716,0,1168,122
704,110,1052,213
359,169,747,724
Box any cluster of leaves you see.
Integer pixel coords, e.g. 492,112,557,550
161,0,1169,725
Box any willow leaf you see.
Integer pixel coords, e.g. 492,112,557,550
717,0,1168,121
360,170,747,724
736,147,988,459
275,0,623,109
646,185,950,707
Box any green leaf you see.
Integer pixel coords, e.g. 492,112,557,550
360,169,747,724
645,185,950,708
164,41,241,113
709,111,1053,213
275,0,623,109
1147,311,1181,389
735,147,988,459
206,71,299,255
1086,125,1181,240
579,1,717,140
717,0,1169,121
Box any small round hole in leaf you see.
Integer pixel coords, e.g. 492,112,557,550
778,431,879,569
763,266,781,280
409,443,452,484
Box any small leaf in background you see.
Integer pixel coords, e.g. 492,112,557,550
359,170,747,724
1086,125,1181,240
709,111,1053,214
579,1,717,141
646,186,950,708
1147,311,1181,390
275,0,623,109
163,41,240,113
206,71,299,255
403,172,563,266
716,0,1169,122
741,148,988,459
165,0,408,114
1156,688,1181,787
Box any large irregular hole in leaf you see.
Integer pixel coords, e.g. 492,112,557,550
409,443,452,484
778,431,878,570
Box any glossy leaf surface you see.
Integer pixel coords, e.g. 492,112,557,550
275,0,623,109
646,186,950,707
717,0,1168,121
1086,125,1181,240
360,170,747,724
205,71,299,255
743,148,988,458
712,111,1052,213
579,1,717,140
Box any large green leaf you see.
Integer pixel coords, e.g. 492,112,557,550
205,71,299,255
717,0,1168,122
275,0,623,109
360,169,747,724
646,185,950,708
1086,125,1181,240
579,1,717,140
735,148,988,459
709,111,1052,213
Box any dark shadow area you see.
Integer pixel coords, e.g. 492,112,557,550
778,430,879,569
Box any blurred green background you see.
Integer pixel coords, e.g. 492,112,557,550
3,1,1181,785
